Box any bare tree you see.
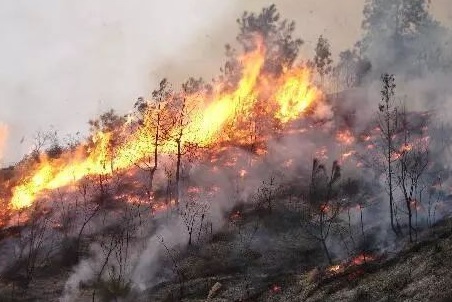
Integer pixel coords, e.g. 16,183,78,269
169,78,203,205
158,235,185,299
395,107,429,242
302,159,343,264
91,201,141,302
73,178,101,261
377,73,399,235
28,129,59,162
253,175,280,214
178,195,209,246
8,201,52,290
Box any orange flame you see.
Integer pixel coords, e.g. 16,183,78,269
336,129,355,145
351,253,375,265
7,39,322,210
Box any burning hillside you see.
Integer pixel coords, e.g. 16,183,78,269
1,2,452,302
2,36,323,215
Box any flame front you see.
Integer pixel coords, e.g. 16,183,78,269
8,40,322,210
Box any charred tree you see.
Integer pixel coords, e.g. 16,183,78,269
396,106,429,242
378,73,399,236
303,159,343,265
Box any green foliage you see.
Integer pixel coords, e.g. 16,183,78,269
134,78,173,116
336,49,372,88
358,0,450,75
230,4,303,77
314,35,333,81
88,109,126,134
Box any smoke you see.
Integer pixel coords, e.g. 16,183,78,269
0,123,7,164
1,2,452,301
1,0,450,164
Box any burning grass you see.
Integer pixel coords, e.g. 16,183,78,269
1,36,323,216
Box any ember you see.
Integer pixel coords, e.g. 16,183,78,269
336,129,355,145
270,284,281,293
230,210,242,221
351,253,375,266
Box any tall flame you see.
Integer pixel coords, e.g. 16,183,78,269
8,40,322,210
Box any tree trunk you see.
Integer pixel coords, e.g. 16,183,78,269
321,239,332,265
387,105,398,236
406,197,413,243
175,136,182,205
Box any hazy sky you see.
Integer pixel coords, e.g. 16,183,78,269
0,0,451,164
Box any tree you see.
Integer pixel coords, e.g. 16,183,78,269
178,195,209,246
73,178,101,262
91,197,142,302
335,49,372,89
303,159,343,264
395,107,429,242
253,175,280,214
373,74,432,241
88,109,126,172
170,77,204,205
28,129,59,162
360,0,442,74
377,73,399,235
313,35,333,86
133,79,173,201
362,0,433,47
7,201,51,290
235,4,303,75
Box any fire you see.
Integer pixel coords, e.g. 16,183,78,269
230,210,241,221
10,131,112,209
351,253,375,265
274,67,320,123
315,146,328,160
5,36,322,211
283,159,293,168
336,129,355,145
340,150,356,163
270,284,281,293
320,204,330,213
326,253,377,277
327,264,342,274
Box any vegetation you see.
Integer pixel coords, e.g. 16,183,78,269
0,2,451,302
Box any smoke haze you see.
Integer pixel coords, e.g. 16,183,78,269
1,0,450,164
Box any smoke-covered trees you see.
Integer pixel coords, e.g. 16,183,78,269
373,74,431,241
359,0,447,75
396,107,429,242
362,0,433,40
313,35,333,86
377,74,399,235
335,49,372,89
